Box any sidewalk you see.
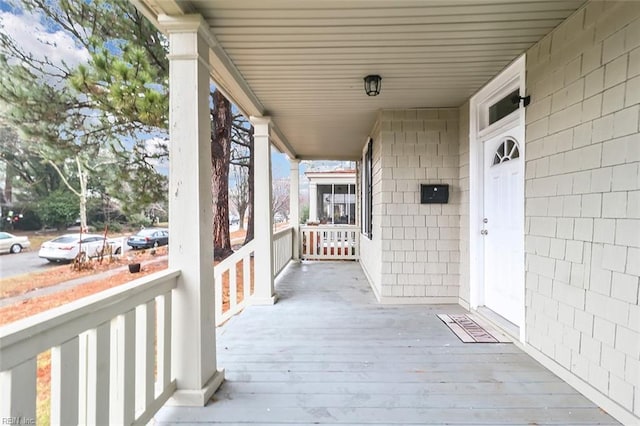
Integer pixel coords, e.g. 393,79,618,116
0,256,168,309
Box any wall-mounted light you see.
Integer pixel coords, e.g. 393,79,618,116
363,75,382,96
510,94,531,107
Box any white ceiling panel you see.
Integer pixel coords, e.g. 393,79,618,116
136,0,587,159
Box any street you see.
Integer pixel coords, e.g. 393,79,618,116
0,250,57,279
0,239,132,279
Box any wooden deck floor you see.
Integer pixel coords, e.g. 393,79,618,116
155,261,618,425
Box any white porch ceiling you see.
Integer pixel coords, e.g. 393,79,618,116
135,0,587,160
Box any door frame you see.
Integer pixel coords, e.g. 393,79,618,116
469,54,526,342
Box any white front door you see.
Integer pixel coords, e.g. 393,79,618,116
482,125,524,326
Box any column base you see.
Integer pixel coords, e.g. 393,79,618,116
167,369,225,406
251,294,279,305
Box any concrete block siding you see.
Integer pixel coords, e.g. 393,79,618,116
361,109,460,302
525,2,640,420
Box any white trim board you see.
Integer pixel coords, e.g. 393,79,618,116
377,296,459,305
469,54,527,343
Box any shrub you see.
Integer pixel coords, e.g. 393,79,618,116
128,212,152,228
1,205,42,231
300,205,309,224
93,221,124,233
13,208,42,231
37,190,79,230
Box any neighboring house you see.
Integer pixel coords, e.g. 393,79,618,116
305,170,357,224
2,1,638,425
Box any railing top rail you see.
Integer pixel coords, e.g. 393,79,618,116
215,239,256,272
273,226,294,239
0,268,180,371
300,224,359,230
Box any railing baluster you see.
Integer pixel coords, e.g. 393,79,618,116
212,241,257,325
271,227,293,277
156,292,172,396
135,300,155,416
243,255,251,300
299,225,359,260
230,263,238,311
215,270,223,319
309,229,313,257
0,358,36,421
343,231,348,258
79,322,110,426
51,337,80,425
0,270,179,426
110,310,135,425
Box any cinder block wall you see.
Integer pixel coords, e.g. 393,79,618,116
364,108,461,302
525,2,640,420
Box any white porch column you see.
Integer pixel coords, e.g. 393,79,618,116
289,159,300,260
250,116,277,304
159,14,223,406
309,182,318,222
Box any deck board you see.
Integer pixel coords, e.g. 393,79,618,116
155,261,618,425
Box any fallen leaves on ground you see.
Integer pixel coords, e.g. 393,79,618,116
0,246,168,299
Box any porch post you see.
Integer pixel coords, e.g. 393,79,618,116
309,182,318,222
250,116,277,304
289,159,300,260
159,14,223,406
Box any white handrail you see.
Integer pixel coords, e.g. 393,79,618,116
273,226,293,277
214,240,256,326
0,269,180,425
300,225,360,260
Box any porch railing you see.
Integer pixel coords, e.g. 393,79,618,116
273,226,293,276
0,269,180,425
0,227,297,423
300,225,359,260
214,240,256,326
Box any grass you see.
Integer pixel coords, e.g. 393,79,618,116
9,230,61,251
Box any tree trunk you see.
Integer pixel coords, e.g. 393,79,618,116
243,126,255,245
211,90,233,259
76,157,88,232
4,163,14,204
238,207,245,230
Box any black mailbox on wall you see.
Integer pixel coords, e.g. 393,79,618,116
420,184,449,204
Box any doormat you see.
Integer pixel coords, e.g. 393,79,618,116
437,314,511,343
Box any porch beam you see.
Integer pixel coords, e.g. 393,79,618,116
250,116,277,304
289,159,300,260
159,14,224,406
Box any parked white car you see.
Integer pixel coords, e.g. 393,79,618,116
0,232,31,254
38,233,121,263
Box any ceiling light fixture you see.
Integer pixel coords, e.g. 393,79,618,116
363,75,382,96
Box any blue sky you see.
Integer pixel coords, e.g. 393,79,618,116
0,0,12,12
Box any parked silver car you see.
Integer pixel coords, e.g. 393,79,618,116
0,232,31,254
